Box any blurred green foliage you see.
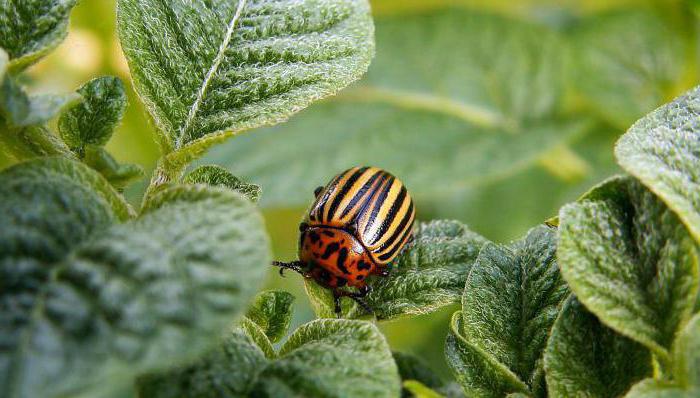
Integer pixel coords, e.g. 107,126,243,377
3,0,697,380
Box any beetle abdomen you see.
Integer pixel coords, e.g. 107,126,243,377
306,166,415,266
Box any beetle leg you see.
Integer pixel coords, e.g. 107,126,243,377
332,290,342,318
314,186,324,197
272,261,305,277
332,286,374,316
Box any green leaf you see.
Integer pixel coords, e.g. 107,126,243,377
0,156,133,220
138,319,400,398
83,146,145,190
615,85,700,245
403,380,447,398
203,8,590,208
571,11,688,129
558,176,699,364
0,0,77,72
184,165,261,202
544,296,652,398
625,380,695,398
58,76,128,153
445,311,530,398
137,325,269,398
304,220,489,320
394,351,445,391
0,52,80,160
461,225,568,391
1,72,81,128
1,180,270,397
624,313,700,397
117,0,375,169
245,290,295,343
251,319,400,397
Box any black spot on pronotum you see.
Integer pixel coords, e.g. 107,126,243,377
308,231,321,243
357,275,364,281
336,277,347,287
357,260,372,271
337,248,350,274
322,230,335,237
321,242,340,259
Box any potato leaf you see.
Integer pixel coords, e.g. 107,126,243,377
138,319,400,398
544,296,652,398
245,290,295,343
615,85,700,245
184,165,261,202
117,0,374,170
203,8,590,208
445,311,529,398
0,0,77,72
304,220,489,320
571,11,687,129
557,176,699,365
461,225,568,394
0,164,270,398
58,76,128,153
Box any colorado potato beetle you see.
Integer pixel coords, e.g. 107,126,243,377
273,166,415,316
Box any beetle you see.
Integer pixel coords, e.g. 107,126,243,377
273,166,415,317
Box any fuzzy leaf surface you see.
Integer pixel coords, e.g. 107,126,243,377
138,319,400,398
445,312,529,398
1,181,270,398
58,76,127,152
184,165,261,202
558,176,699,363
117,0,374,165
461,225,568,392
0,0,77,71
304,220,489,320
544,296,652,398
245,290,295,343
615,85,700,244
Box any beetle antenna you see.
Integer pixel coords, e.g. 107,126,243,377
272,261,305,277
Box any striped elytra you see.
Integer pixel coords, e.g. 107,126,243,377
298,166,415,290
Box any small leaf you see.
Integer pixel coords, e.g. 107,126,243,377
1,180,270,397
558,176,699,364
445,311,530,398
184,165,261,202
58,76,128,153
615,85,700,245
138,319,400,398
674,313,700,388
1,72,81,127
0,0,77,72
117,0,375,168
544,295,652,398
625,380,694,398
83,145,144,190
245,290,295,343
461,225,568,391
304,220,489,320
624,313,700,397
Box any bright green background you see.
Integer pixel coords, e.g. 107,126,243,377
3,0,698,378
